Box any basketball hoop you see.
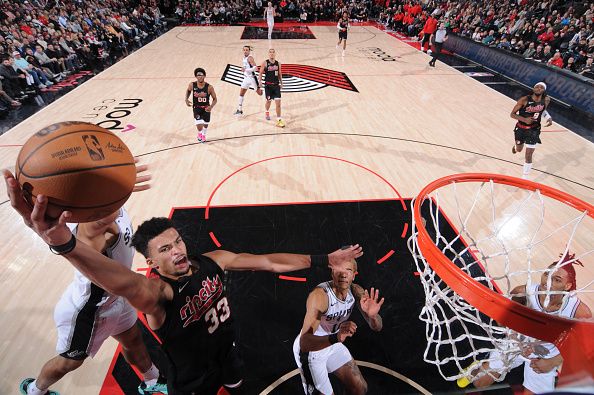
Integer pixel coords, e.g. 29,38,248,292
408,173,594,387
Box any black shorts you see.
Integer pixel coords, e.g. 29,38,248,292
168,342,243,395
339,30,348,40
193,106,211,124
265,84,281,100
514,126,541,145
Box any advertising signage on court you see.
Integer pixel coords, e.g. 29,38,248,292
82,98,143,131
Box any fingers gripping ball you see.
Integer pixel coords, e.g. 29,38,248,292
15,121,136,222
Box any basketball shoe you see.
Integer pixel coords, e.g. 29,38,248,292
276,119,285,128
197,131,206,143
233,109,243,116
138,381,168,394
19,378,60,395
265,111,271,120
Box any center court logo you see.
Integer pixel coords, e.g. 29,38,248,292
221,64,358,92
358,47,397,61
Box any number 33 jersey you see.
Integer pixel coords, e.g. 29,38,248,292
154,255,235,390
314,281,355,336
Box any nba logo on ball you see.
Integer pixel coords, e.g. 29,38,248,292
82,135,106,161
16,121,137,222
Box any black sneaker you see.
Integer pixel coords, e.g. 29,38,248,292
233,109,243,115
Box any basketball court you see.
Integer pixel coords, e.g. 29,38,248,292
0,24,592,394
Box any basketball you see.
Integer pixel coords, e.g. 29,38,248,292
15,121,137,223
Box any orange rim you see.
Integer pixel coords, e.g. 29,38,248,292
412,173,594,382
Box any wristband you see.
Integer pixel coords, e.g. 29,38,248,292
49,234,77,255
328,333,339,344
311,255,329,268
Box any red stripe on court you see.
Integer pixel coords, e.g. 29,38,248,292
209,231,222,247
205,154,406,220
401,223,409,238
279,275,307,282
377,250,395,264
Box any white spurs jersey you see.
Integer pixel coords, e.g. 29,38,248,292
313,281,355,336
242,55,254,77
524,283,581,357
266,6,274,21
66,208,134,308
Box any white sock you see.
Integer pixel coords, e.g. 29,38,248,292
238,96,244,108
522,162,532,178
27,380,46,395
142,363,159,385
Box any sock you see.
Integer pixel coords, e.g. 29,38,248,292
142,363,159,385
522,162,532,178
27,380,46,395
238,96,244,109
277,117,282,121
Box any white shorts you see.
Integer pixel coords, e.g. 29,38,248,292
293,334,353,395
267,19,274,28
240,75,259,90
488,350,557,393
54,289,138,360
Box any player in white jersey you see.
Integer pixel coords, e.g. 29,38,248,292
234,45,263,116
264,2,276,40
19,167,167,395
293,258,384,395
457,253,592,394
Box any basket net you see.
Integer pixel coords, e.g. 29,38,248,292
408,174,593,384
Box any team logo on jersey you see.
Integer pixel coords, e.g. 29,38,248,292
221,64,358,93
179,275,223,328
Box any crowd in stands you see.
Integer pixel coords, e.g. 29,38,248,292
175,0,379,25
380,0,594,79
0,0,167,114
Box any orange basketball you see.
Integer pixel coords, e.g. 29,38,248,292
15,121,136,223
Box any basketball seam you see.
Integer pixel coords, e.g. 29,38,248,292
19,162,136,179
29,192,132,209
17,129,128,173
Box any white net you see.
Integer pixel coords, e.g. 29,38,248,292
407,177,594,384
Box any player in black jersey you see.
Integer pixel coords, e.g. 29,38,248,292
336,12,349,56
258,48,284,128
3,174,365,395
185,68,217,143
510,82,552,179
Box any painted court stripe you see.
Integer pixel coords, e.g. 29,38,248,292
401,223,409,238
279,275,307,282
377,250,395,264
209,231,222,247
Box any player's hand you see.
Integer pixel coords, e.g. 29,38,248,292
133,157,151,193
360,287,385,317
337,321,357,342
185,99,191,107
3,169,72,246
204,105,212,112
543,118,552,127
256,88,263,96
328,244,363,272
529,357,558,374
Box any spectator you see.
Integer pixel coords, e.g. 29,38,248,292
548,51,564,68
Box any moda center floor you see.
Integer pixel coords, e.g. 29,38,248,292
0,23,592,394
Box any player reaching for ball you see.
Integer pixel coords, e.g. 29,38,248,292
4,166,364,395
18,162,168,395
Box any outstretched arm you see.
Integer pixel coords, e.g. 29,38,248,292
352,283,384,331
3,169,169,317
204,244,363,273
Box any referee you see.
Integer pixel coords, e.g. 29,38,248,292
429,21,448,67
